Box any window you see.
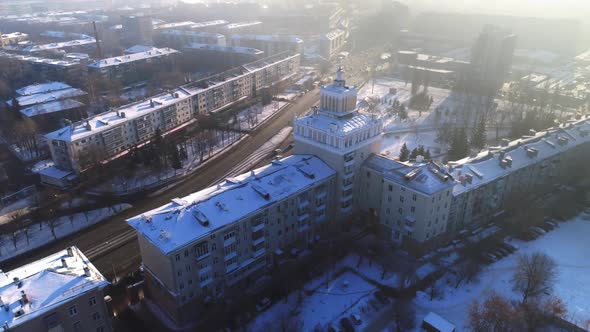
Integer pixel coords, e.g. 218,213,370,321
398,208,403,214
73,321,83,332
69,305,78,316
412,193,417,201
88,296,96,306
96,326,105,332
388,185,393,191
92,312,101,321
184,250,189,257
175,254,180,262
411,206,415,213
399,196,404,203
194,241,209,259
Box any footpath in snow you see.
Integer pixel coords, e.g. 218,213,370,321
0,204,131,263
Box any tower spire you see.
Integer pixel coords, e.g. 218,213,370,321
334,66,345,87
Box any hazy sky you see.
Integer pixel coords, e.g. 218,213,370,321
400,0,590,19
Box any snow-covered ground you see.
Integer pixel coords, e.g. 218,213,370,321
249,253,402,332
234,101,287,131
414,217,590,330
250,271,377,332
0,204,131,263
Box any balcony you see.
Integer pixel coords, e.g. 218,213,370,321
223,236,236,247
251,223,265,232
316,192,327,200
315,204,326,212
299,200,310,209
224,251,237,261
344,158,355,167
340,194,353,204
341,205,353,214
342,182,354,191
297,224,310,233
298,213,310,222
252,236,265,246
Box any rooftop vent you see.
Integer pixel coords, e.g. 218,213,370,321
192,209,210,226
500,138,510,147
61,258,68,268
429,167,449,181
83,266,91,277
525,147,539,158
20,290,28,304
404,168,421,181
465,173,473,184
557,136,568,146
251,184,271,200
66,247,74,257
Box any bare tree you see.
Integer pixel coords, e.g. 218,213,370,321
47,216,59,240
512,252,557,304
468,292,525,332
23,225,30,245
392,298,415,332
454,260,481,288
10,230,21,249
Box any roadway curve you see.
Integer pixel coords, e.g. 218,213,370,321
3,90,321,278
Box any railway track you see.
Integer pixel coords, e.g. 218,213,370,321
82,127,293,261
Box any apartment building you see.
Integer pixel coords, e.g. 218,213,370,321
294,67,382,220
122,15,153,46
87,47,180,84
183,43,264,71
0,51,86,85
0,32,28,46
229,34,304,57
358,156,454,244
320,29,347,59
448,120,590,232
45,53,301,179
156,30,226,49
0,246,111,332
127,155,336,326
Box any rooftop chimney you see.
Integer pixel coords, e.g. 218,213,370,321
66,247,74,257
61,258,68,269
83,266,91,277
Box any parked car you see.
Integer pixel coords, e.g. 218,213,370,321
484,253,498,262
256,298,271,312
340,317,355,332
531,227,546,236
351,314,362,326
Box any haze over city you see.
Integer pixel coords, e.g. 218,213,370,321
0,1,588,332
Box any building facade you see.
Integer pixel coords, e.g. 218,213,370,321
122,15,154,46
229,34,304,57
127,155,336,326
45,53,301,174
294,67,383,221
182,43,264,72
0,246,111,332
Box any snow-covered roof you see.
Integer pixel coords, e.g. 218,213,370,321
87,47,178,68
124,44,155,54
365,155,454,195
12,88,86,107
423,312,456,332
23,38,96,52
127,155,335,255
160,29,225,40
450,118,590,195
40,31,92,40
189,20,228,29
296,112,379,136
45,88,191,142
37,165,73,179
0,246,108,329
20,99,84,117
155,21,196,30
225,21,262,30
1,32,28,40
184,42,263,55
0,51,80,68
230,34,303,44
16,82,72,96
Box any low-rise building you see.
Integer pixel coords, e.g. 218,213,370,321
127,155,336,326
359,156,454,244
229,34,304,57
87,47,180,84
0,246,111,332
0,32,28,47
156,30,226,49
0,51,86,85
183,43,264,71
45,53,301,175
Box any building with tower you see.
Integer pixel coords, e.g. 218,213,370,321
293,67,383,221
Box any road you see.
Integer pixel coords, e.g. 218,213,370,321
3,89,321,278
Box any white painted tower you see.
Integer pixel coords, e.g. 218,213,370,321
294,66,383,221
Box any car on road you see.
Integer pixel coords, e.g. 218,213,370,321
340,317,355,332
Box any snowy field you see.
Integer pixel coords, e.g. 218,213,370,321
0,204,131,263
414,217,590,330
